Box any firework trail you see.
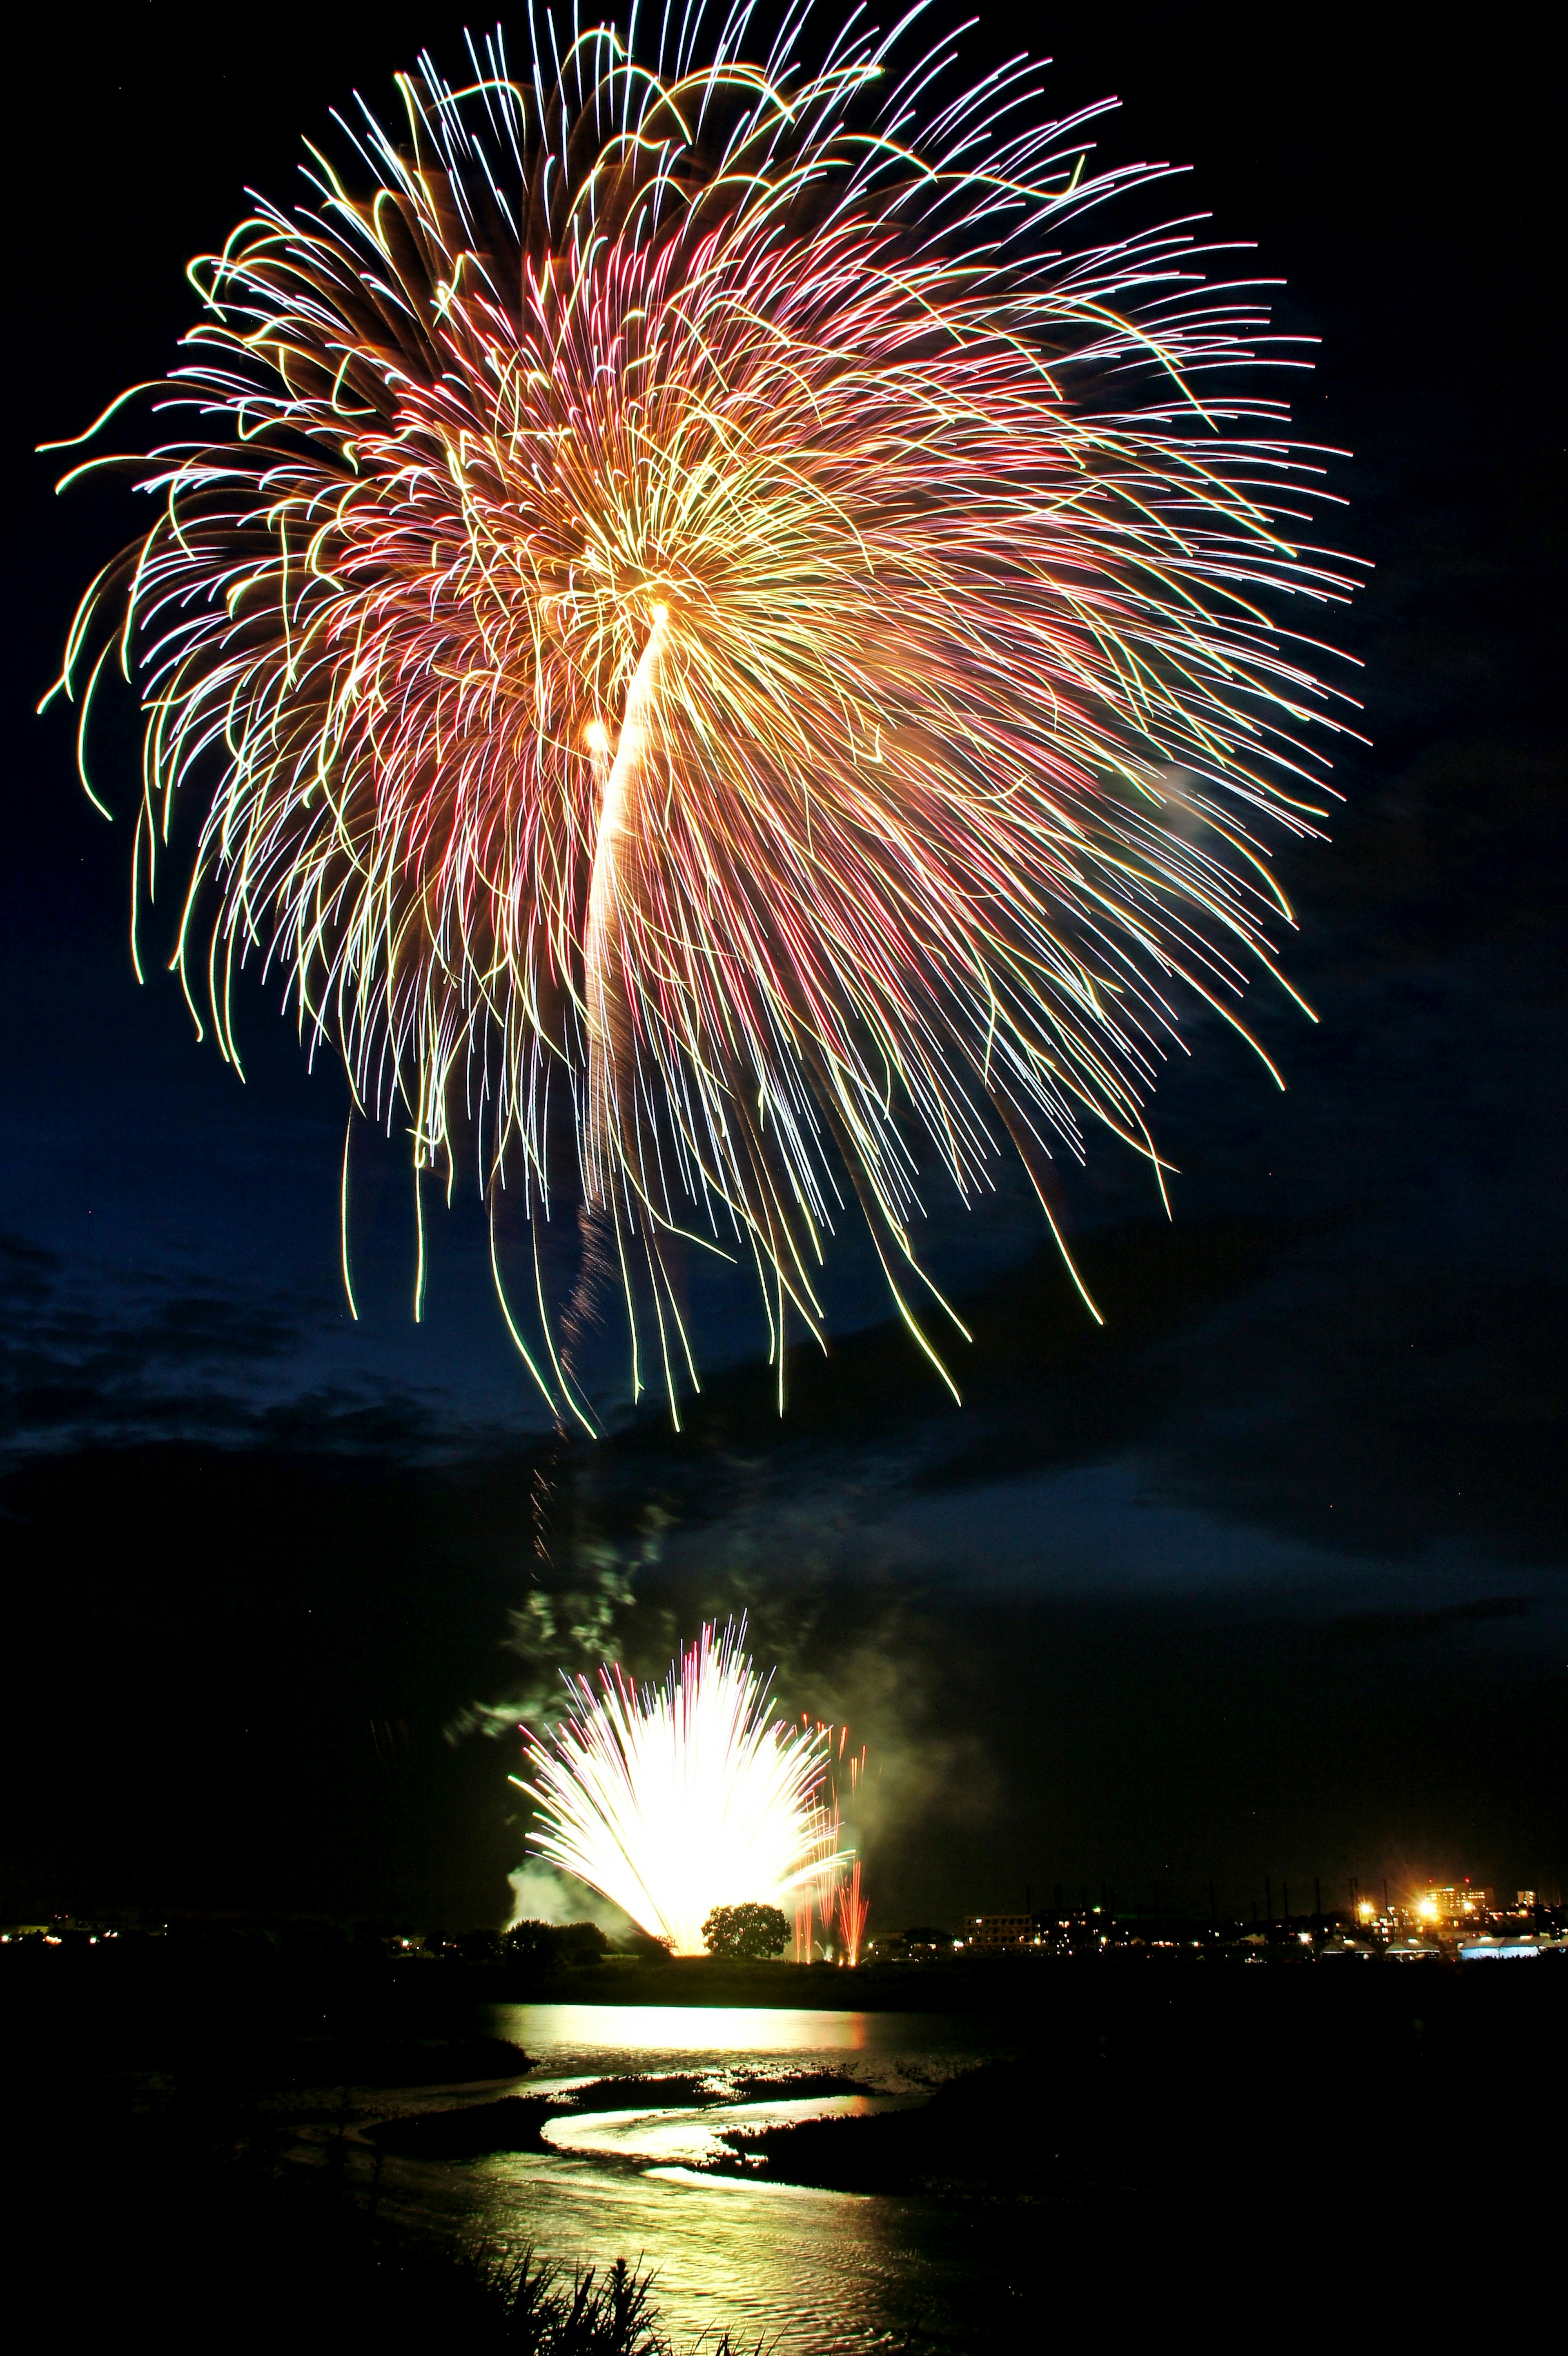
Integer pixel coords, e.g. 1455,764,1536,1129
837,1859,869,1967
44,3,1356,1423
514,1618,844,1953
787,1718,869,1958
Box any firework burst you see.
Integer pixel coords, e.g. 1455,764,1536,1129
514,1619,844,1954
45,4,1356,1420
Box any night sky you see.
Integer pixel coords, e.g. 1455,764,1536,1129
4,2,1562,1931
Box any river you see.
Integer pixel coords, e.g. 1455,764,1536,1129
308,2001,1037,2351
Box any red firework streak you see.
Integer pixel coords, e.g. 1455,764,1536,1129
791,1717,871,1960
837,1862,869,1969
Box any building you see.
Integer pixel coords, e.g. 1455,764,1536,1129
964,1913,1035,1948
1409,1884,1493,1926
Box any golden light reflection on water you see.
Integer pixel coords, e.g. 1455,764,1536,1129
357,2006,1028,2353
542,2091,898,2167
488,2001,873,2064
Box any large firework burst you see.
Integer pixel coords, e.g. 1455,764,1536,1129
46,5,1355,1422
514,1619,844,1954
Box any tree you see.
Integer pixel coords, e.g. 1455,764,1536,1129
503,1918,557,1966
554,1920,609,1964
701,1901,790,1960
624,1927,674,1962
502,1918,609,1968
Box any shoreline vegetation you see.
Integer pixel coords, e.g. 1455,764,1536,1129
17,2126,748,2352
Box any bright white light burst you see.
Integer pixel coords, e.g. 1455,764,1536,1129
515,1620,843,1954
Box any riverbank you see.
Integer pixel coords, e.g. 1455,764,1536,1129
685,1973,1568,2262
14,1928,1557,2033
8,1931,1566,2096
9,2099,730,2353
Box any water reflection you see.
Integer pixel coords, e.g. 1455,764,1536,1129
489,2001,879,2063
542,2092,898,2168
352,2005,1033,2353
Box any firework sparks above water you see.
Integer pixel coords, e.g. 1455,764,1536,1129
45,4,1357,1421
514,1619,845,1955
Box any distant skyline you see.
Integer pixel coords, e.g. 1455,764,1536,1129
4,2,1562,1929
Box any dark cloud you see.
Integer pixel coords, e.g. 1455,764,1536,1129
1291,1595,1536,1652
0,1231,494,1465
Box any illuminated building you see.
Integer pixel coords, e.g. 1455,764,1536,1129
964,1914,1036,1949
1409,1884,1493,1925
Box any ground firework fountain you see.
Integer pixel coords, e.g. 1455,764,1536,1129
514,1620,847,1954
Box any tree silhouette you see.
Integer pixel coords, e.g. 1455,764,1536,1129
701,1902,790,1960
